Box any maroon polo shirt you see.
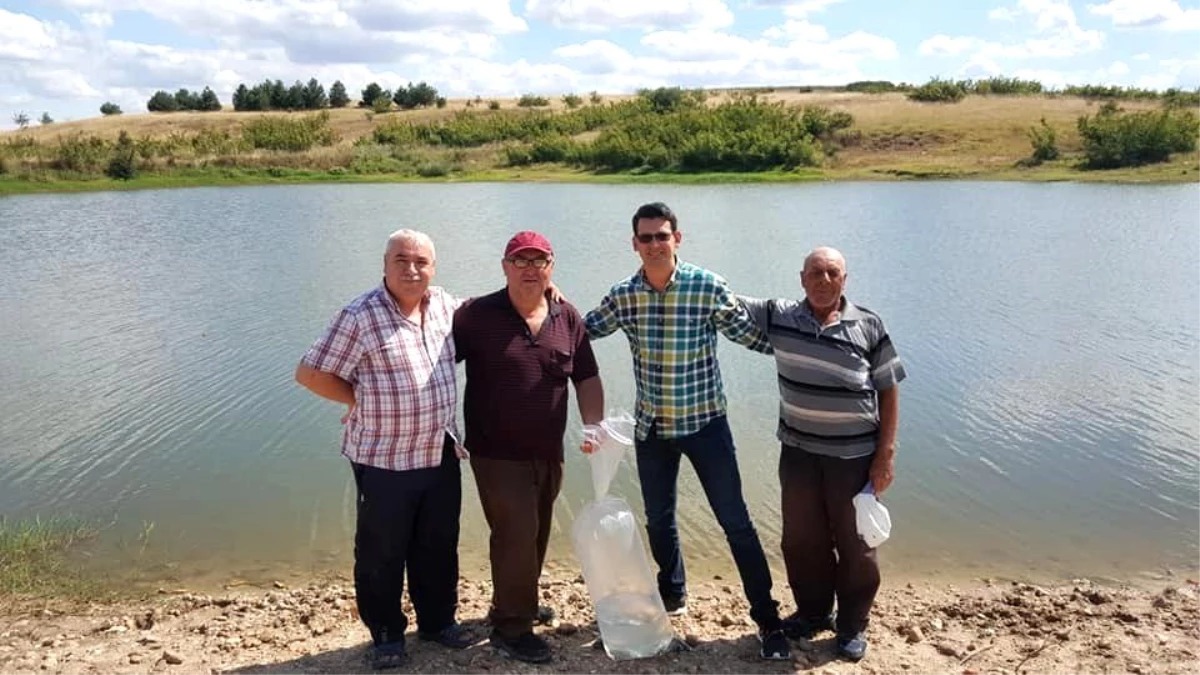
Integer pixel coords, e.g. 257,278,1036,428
453,289,600,462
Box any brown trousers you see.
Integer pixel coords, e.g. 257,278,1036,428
779,446,880,635
470,456,563,638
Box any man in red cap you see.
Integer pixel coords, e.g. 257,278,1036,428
453,231,605,664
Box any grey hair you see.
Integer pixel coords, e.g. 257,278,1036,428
802,246,846,273
385,229,436,261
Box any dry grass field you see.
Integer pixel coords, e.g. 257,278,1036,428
2,89,1196,189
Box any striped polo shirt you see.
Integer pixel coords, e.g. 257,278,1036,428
742,296,907,459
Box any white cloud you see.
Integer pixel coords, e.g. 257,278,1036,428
524,0,735,31
762,20,830,42
80,11,114,30
920,0,1105,64
743,0,845,18
552,40,635,74
641,30,765,61
0,9,78,61
918,35,982,57
1088,0,1200,31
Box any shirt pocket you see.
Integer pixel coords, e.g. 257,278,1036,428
540,347,574,379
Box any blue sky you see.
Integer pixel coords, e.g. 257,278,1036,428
1,0,1198,127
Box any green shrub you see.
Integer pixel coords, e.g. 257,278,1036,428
1027,118,1059,164
967,77,1043,95
589,91,602,105
372,96,393,114
54,133,108,173
416,161,451,177
106,131,137,180
241,111,337,151
907,78,967,103
349,144,409,174
845,81,896,93
373,120,418,145
517,94,550,108
488,100,501,110
99,102,123,116
562,93,583,109
1077,106,1198,168
1162,88,1200,108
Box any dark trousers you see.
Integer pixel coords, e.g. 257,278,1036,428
779,445,880,635
352,436,461,646
470,456,563,638
635,416,781,629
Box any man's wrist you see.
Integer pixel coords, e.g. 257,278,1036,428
874,445,895,459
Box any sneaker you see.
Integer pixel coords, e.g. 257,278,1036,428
758,628,792,661
662,595,688,616
536,605,557,625
418,623,475,649
836,632,868,662
367,640,407,670
489,630,552,664
781,611,836,640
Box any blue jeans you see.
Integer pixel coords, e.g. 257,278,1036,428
635,416,781,629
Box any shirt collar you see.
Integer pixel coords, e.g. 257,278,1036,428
500,288,562,317
800,296,863,324
379,281,430,319
634,257,682,292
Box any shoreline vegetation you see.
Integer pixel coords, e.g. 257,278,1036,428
2,519,1198,674
3,79,1198,196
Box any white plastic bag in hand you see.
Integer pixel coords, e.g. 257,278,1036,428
852,483,892,548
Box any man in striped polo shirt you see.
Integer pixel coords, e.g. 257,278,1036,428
585,202,792,661
741,246,906,663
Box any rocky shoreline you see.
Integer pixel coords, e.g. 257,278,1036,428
1,570,1197,674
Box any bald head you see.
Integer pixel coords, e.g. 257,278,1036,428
800,246,847,315
802,246,846,275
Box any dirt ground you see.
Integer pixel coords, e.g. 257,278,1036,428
1,567,1196,675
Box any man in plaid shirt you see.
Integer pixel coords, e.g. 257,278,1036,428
584,202,791,661
295,229,472,669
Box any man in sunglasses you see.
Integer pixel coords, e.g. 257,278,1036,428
583,203,792,661
453,230,605,664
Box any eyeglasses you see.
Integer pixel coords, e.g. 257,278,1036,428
505,257,552,269
636,232,673,244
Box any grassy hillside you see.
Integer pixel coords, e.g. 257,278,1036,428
2,89,1196,194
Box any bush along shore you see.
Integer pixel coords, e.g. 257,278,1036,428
2,81,1198,194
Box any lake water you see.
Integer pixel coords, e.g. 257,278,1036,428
1,181,1196,588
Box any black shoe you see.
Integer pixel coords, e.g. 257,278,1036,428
836,632,868,662
782,611,836,640
757,628,792,660
662,595,688,616
489,630,552,664
536,605,557,625
418,623,475,649
367,640,408,670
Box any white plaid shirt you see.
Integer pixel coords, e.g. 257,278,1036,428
301,284,461,471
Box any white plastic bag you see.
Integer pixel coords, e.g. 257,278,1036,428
571,413,675,660
852,483,892,548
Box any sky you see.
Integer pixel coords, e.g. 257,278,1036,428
1,0,1199,127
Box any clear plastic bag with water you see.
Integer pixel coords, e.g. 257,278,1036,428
852,482,892,548
571,413,676,660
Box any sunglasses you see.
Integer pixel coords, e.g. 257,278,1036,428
506,257,552,269
636,232,674,244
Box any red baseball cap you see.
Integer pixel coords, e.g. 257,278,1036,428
504,230,554,258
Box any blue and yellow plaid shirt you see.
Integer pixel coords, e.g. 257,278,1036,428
585,259,771,441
